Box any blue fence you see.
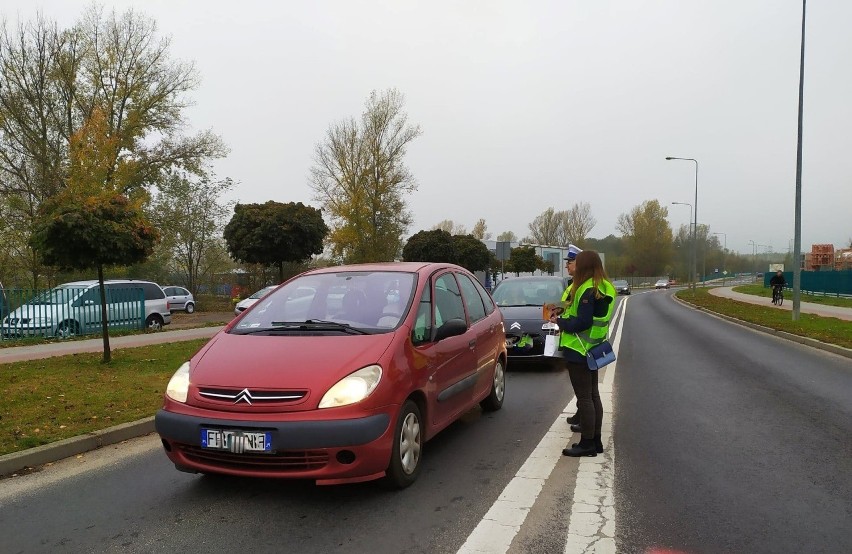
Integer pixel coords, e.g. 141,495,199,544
0,286,145,341
762,271,852,296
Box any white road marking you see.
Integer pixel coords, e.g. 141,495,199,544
457,299,628,554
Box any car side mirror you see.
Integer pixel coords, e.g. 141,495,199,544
433,318,467,341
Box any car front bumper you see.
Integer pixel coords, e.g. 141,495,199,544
155,408,394,483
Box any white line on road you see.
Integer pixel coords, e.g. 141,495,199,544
456,299,628,554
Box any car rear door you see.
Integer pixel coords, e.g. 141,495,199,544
455,272,501,400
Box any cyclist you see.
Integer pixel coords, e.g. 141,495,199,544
769,269,786,305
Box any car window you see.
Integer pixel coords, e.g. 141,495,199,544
456,273,486,323
434,273,466,326
178,287,190,296
469,275,496,315
139,282,165,300
411,285,433,345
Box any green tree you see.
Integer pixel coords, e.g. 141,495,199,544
310,88,421,263
223,201,328,282
616,200,674,276
451,235,492,273
507,246,542,275
151,171,235,294
31,193,159,362
402,229,456,263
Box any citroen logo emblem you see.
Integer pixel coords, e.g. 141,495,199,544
510,322,521,330
234,388,253,405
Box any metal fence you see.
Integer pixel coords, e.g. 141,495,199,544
762,270,852,297
0,286,145,341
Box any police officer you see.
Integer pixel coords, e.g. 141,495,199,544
552,249,616,457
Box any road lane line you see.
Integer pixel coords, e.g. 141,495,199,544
457,299,628,554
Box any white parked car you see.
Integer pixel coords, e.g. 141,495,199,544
233,285,278,316
163,286,195,313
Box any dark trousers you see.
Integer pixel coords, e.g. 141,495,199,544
566,360,603,440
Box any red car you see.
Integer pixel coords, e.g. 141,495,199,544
155,262,507,488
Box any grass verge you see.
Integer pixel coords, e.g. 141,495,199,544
731,284,852,308
675,287,852,350
0,339,207,456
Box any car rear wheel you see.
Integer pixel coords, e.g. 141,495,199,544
145,314,164,331
480,358,506,412
184,302,195,314
55,320,80,339
384,399,422,489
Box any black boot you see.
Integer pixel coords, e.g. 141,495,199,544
566,413,580,425
563,438,597,457
571,434,604,454
570,423,582,433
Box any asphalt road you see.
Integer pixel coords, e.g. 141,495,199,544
2,295,850,553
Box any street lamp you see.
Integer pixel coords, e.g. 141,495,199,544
667,157,699,292
711,231,727,285
671,202,693,284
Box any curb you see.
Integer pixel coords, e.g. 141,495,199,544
0,417,155,478
673,295,852,360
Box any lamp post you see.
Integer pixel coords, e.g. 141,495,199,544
666,157,699,293
671,202,693,285
792,0,807,320
711,231,727,285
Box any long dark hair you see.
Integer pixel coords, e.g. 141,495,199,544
567,250,610,305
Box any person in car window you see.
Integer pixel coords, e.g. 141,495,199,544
551,249,616,457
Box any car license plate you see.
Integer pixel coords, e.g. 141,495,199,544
201,429,272,453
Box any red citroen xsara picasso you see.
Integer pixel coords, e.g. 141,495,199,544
155,262,506,488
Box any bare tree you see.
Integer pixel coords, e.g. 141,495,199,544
311,88,421,263
471,218,492,240
525,208,562,245
562,202,596,245
496,231,517,242
432,219,468,235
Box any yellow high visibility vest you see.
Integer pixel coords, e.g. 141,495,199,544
558,278,616,355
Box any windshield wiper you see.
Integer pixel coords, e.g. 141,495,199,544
268,320,370,335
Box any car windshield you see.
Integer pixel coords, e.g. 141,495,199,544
492,278,565,307
28,285,86,305
613,280,628,287
232,271,416,334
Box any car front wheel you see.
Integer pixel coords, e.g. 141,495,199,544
184,303,195,314
55,320,80,339
384,400,423,489
480,358,506,412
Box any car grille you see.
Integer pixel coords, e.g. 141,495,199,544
178,445,329,472
198,387,308,407
505,332,545,356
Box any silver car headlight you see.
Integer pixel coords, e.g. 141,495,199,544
318,365,382,408
166,361,191,403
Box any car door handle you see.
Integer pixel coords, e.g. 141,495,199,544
468,339,476,349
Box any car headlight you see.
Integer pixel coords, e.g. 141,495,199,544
166,361,190,403
318,365,382,408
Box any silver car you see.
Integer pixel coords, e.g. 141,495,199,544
233,285,278,316
1,279,171,339
163,286,196,313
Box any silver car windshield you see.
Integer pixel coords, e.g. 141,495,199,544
233,271,416,333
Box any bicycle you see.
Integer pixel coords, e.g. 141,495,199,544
771,285,784,306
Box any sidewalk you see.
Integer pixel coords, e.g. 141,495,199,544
0,326,223,364
708,287,852,321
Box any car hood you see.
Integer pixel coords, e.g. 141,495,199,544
500,306,547,332
190,330,397,391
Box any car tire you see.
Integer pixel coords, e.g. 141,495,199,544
55,320,80,339
384,399,423,489
480,358,506,412
184,303,195,314
145,314,164,331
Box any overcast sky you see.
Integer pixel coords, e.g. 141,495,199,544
5,0,851,255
